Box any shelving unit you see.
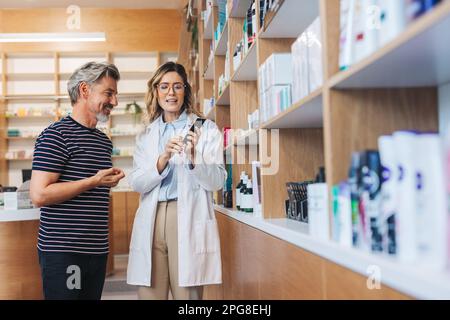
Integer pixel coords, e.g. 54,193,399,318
0,51,177,188
231,42,257,81
195,0,450,300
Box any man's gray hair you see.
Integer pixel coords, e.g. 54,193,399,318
67,61,120,105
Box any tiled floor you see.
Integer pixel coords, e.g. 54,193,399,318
101,255,138,300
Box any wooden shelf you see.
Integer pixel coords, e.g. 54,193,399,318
260,0,319,39
117,71,154,78
5,158,33,161
204,8,214,40
216,83,230,105
112,155,133,159
231,42,257,81
57,92,146,100
214,205,450,300
205,106,216,120
193,0,447,301
204,56,214,80
111,112,141,117
6,136,38,140
111,134,137,138
6,73,54,80
229,0,252,18
214,21,229,56
261,88,323,129
4,94,58,100
60,72,154,80
329,1,450,88
6,115,55,119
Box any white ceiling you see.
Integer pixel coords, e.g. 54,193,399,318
0,0,188,9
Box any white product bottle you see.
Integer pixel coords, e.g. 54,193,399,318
378,135,398,255
338,183,353,248
377,0,406,47
307,183,330,241
415,133,447,270
340,0,356,70
352,0,379,65
393,131,418,264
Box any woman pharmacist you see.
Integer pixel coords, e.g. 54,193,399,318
126,62,226,300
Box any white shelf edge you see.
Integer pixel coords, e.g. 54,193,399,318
214,204,450,300
214,21,229,56
0,208,40,222
231,42,257,81
260,0,319,39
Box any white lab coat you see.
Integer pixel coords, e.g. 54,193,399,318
126,113,226,287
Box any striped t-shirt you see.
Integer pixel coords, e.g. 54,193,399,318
32,116,113,255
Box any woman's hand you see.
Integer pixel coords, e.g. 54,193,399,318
157,136,184,174
184,127,201,166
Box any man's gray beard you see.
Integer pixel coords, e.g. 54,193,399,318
96,112,109,123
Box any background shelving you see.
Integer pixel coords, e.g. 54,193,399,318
194,0,450,300
0,51,177,189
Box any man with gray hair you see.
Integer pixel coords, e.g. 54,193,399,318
30,61,125,300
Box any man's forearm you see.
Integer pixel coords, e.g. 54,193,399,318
33,176,97,207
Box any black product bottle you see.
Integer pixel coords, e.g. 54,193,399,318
244,180,254,213
236,172,244,211
365,151,383,252
315,167,326,183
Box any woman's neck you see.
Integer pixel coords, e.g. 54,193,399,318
163,110,181,123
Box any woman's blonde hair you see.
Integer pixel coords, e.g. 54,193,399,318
144,62,202,124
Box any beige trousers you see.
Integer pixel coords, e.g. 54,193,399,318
138,200,203,300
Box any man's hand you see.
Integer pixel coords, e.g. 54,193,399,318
92,168,125,188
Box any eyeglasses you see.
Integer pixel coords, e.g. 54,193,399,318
156,82,186,94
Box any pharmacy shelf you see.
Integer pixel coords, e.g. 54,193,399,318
205,106,216,120
6,73,55,80
261,88,323,129
329,1,450,88
204,56,214,80
6,115,55,120
0,208,40,223
60,71,153,79
4,94,58,101
58,92,146,100
111,112,141,117
214,205,450,300
111,134,137,138
5,158,33,161
259,0,319,39
204,8,213,40
229,0,252,18
6,136,38,140
214,21,229,56
231,42,257,81
216,83,230,105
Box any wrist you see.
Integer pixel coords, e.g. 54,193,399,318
87,175,99,189
160,152,170,162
